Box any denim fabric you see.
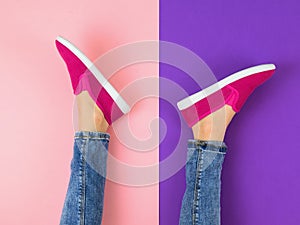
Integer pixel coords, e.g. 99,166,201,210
60,131,110,225
179,139,227,225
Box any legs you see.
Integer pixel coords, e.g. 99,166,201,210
178,64,276,224
60,93,110,225
179,139,227,225
56,37,131,225
60,131,109,225
179,105,235,225
56,39,275,224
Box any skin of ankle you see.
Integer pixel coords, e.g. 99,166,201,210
76,91,109,133
192,105,235,142
192,118,227,141
94,105,109,132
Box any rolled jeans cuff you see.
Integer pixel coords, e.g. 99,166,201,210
74,130,110,140
188,139,227,153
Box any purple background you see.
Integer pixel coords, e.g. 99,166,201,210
159,1,300,224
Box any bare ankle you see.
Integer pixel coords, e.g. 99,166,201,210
192,105,236,142
192,120,211,139
94,105,109,133
76,91,109,133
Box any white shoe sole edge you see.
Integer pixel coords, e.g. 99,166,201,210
177,64,276,111
56,36,131,114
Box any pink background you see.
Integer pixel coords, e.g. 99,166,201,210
0,1,158,224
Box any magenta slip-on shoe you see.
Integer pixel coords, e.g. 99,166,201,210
55,36,130,125
177,64,276,127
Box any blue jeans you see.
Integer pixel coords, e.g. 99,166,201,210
60,131,110,225
179,139,227,225
60,133,226,225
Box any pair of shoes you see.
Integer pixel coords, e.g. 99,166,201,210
55,37,276,127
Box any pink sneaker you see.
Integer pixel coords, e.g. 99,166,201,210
177,64,276,127
55,36,130,124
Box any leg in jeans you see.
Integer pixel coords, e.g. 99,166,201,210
178,65,276,224
60,131,109,225
180,105,236,225
180,140,227,225
60,91,109,225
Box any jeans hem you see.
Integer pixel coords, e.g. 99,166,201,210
74,131,110,140
188,139,227,153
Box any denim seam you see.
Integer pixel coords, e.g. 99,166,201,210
192,149,203,225
77,142,82,224
198,150,204,224
78,138,88,225
192,149,199,225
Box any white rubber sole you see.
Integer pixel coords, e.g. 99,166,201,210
177,64,276,110
56,36,130,114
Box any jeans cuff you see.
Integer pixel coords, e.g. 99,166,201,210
74,131,110,140
188,139,227,153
